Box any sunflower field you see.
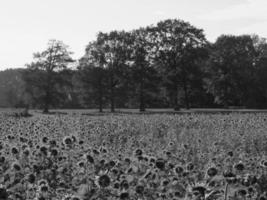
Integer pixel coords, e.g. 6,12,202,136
0,112,267,200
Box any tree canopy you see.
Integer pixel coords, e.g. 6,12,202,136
2,19,267,111
22,40,74,113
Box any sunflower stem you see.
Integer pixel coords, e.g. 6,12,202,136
224,183,229,200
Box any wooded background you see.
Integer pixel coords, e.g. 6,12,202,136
1,19,267,112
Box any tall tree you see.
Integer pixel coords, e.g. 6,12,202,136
0,69,26,107
206,35,257,107
151,19,208,110
23,40,74,113
130,28,160,111
96,31,132,112
251,35,267,108
79,41,107,112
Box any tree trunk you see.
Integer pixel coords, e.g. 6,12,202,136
99,96,103,113
174,85,180,111
139,72,145,112
98,80,103,113
110,88,115,112
110,74,115,113
183,81,190,109
139,83,145,112
43,90,50,114
43,97,49,113
43,106,49,114
43,72,51,114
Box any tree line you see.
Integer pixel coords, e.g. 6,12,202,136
2,18,267,112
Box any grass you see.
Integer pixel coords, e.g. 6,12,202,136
41,108,267,116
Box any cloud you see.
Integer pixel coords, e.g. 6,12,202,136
235,21,267,37
153,10,166,17
199,0,267,21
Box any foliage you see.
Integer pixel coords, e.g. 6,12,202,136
128,28,161,111
151,19,208,110
95,31,133,112
206,35,257,107
0,69,27,108
22,40,74,113
2,19,267,109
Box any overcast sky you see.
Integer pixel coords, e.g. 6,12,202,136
0,0,267,69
